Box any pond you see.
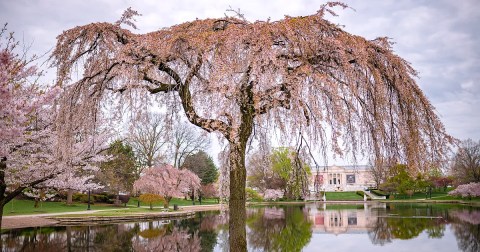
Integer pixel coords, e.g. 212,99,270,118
1,203,479,251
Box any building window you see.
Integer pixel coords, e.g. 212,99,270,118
346,174,355,184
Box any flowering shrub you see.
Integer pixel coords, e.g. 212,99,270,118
263,189,284,201
448,182,480,198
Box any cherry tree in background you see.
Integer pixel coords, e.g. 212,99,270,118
263,189,284,201
47,164,103,205
200,183,219,200
132,226,201,252
52,4,454,251
133,164,200,207
448,182,480,199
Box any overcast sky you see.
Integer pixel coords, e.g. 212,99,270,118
1,0,479,164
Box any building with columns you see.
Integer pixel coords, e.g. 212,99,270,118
310,165,375,192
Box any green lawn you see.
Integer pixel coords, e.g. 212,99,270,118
387,191,480,202
323,192,363,201
54,207,173,217
127,197,218,208
3,197,220,217
3,199,120,216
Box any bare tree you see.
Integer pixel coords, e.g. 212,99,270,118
369,158,391,188
170,122,210,168
451,139,480,184
127,113,168,172
52,5,453,251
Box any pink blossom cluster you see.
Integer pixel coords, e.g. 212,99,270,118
448,182,480,198
133,164,201,200
263,189,284,201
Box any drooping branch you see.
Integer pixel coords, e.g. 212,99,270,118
52,5,454,180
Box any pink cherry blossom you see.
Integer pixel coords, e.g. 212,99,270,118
133,164,201,205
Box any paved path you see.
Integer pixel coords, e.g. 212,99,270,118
2,209,122,230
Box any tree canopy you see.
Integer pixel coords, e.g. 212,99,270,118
99,140,137,194
51,4,454,251
181,150,218,185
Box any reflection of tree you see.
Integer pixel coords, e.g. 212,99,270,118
91,225,138,251
178,211,225,252
450,209,480,252
368,216,393,245
388,217,438,239
133,226,201,252
1,224,139,251
368,204,451,245
247,206,312,252
451,223,480,252
451,210,480,225
1,227,65,252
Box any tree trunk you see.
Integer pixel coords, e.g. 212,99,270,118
67,189,73,205
66,226,72,252
229,144,247,252
0,203,3,233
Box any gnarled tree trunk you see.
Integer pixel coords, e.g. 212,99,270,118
228,143,248,252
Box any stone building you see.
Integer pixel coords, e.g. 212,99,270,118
309,165,375,192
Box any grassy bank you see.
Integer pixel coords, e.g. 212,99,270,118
323,191,363,201
4,197,219,216
127,197,218,208
3,199,118,216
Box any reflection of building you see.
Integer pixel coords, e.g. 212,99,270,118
311,165,375,192
309,203,384,235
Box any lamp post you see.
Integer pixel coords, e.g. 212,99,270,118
87,189,91,210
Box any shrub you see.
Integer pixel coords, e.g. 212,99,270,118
72,193,89,203
119,194,130,204
246,188,263,201
93,194,110,203
139,193,165,209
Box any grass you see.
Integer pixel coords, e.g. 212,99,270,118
323,191,364,201
4,197,220,216
53,207,172,217
386,190,480,202
127,197,218,208
3,199,120,216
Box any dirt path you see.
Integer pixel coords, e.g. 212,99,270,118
2,204,224,230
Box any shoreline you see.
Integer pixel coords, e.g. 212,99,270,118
2,204,224,230
3,200,479,229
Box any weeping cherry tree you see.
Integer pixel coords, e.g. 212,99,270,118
51,4,453,251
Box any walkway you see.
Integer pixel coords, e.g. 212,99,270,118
364,190,386,200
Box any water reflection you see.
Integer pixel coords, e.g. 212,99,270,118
1,203,480,252
247,206,312,251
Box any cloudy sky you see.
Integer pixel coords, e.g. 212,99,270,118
1,0,479,162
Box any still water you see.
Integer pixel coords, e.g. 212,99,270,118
1,203,479,252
